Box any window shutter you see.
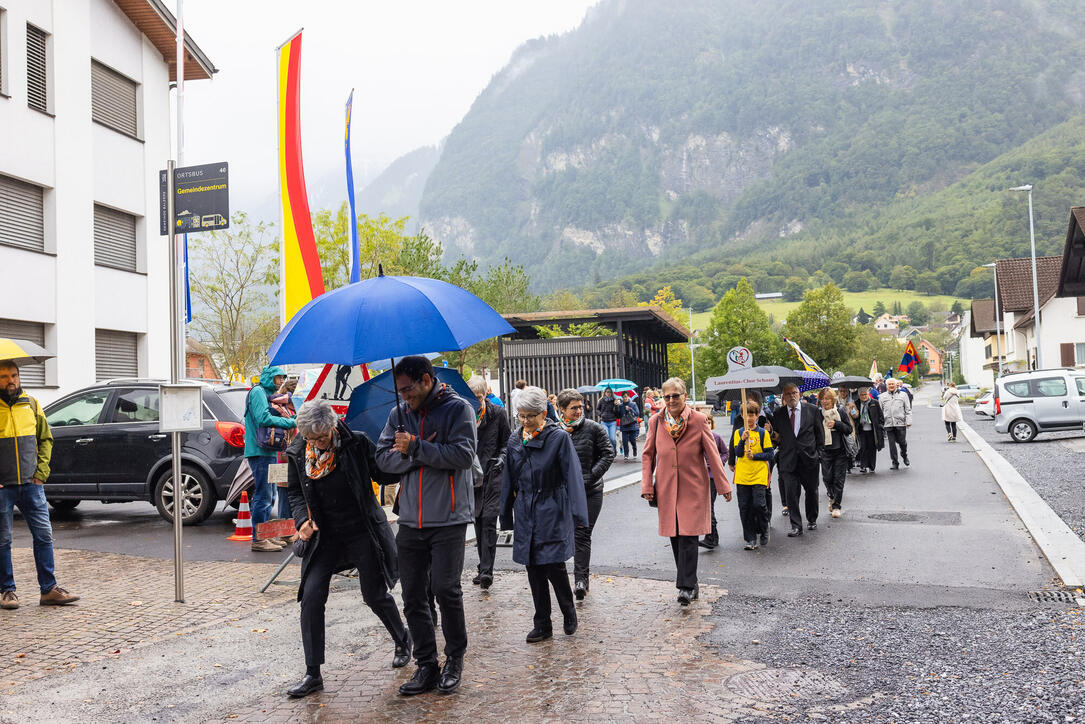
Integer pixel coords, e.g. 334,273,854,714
90,61,138,137
0,174,45,252
0,319,46,386
1061,343,1076,367
93,204,137,271
1077,297,1085,316
95,330,138,381
26,24,47,112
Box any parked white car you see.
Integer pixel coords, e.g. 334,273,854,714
974,392,994,417
994,368,1085,442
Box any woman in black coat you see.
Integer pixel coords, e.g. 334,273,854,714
851,387,884,473
816,388,853,518
468,377,510,589
284,400,410,699
500,386,589,643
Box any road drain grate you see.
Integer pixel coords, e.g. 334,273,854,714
1029,590,1085,605
726,668,846,702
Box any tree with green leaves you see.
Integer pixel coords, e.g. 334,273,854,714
701,278,784,378
873,300,887,316
950,299,964,315
888,265,918,290
840,325,909,377
915,271,941,296
855,307,872,325
783,283,856,370
905,301,929,326
783,276,807,302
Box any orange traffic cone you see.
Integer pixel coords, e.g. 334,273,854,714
227,490,253,541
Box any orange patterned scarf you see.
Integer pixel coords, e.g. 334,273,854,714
664,410,686,441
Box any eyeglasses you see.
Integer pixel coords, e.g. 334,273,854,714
396,380,420,396
517,411,545,421
662,393,683,401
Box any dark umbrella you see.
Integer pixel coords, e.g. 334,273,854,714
832,375,874,390
344,367,479,443
797,370,831,393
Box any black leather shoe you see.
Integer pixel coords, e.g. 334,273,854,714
526,627,553,643
902,457,910,467
574,579,587,600
437,656,463,694
471,573,482,585
479,573,492,590
398,664,440,696
808,522,817,531
287,674,323,698
698,536,718,549
890,462,899,470
563,611,578,635
787,527,803,537
392,633,412,668
760,533,769,546
677,588,693,606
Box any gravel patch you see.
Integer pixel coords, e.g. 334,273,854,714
706,592,1085,722
967,411,1085,541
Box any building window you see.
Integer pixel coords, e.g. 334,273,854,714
1076,343,1085,365
0,8,9,97
93,204,137,271
25,23,48,113
95,329,138,381
0,174,45,252
91,60,138,138
985,343,992,358
0,318,47,387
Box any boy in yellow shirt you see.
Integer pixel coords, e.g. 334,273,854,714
727,401,774,550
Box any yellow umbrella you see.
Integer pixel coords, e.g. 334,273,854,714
0,337,53,365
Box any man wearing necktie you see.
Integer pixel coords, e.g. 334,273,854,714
769,383,822,537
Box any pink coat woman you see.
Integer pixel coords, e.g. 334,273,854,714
641,405,731,537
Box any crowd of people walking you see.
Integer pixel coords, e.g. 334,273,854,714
271,355,924,701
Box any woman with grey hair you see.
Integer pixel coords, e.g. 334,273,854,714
467,376,509,589
282,399,410,698
500,386,589,642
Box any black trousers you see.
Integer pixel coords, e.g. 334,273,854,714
781,462,820,528
396,523,468,666
526,562,575,631
704,485,719,543
300,532,408,669
669,535,699,589
886,426,908,464
944,421,958,436
736,485,768,542
621,428,638,457
858,429,878,470
474,516,497,576
820,447,848,510
573,489,604,582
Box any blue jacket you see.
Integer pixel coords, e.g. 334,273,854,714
244,365,296,458
500,423,589,566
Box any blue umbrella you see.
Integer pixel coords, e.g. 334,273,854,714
596,378,637,392
796,369,831,393
268,269,515,366
365,351,443,372
344,367,479,443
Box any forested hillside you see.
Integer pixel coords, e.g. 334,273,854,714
412,0,1085,298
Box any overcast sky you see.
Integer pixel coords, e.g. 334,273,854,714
179,0,598,219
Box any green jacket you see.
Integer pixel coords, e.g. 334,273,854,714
243,365,296,457
0,392,52,485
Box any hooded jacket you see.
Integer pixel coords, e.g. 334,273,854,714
375,382,477,529
880,389,912,428
243,365,297,458
0,392,52,486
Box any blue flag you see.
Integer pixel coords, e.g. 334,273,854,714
345,90,361,284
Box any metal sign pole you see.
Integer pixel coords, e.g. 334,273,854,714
167,159,185,603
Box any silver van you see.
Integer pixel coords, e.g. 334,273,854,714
993,368,1085,442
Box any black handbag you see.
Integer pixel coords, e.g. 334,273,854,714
293,503,314,558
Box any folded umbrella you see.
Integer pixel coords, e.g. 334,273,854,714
0,337,53,365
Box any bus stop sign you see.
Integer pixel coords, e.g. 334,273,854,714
160,162,230,235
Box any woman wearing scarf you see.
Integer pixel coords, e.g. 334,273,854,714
817,388,853,518
283,399,410,699
499,387,589,643
467,376,510,590
556,388,615,600
641,378,732,606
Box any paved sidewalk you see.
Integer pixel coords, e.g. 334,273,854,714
0,547,294,689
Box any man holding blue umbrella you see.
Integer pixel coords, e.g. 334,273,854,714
376,356,477,697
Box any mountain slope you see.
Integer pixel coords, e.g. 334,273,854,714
416,0,1085,292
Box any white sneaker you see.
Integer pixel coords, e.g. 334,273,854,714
831,509,842,518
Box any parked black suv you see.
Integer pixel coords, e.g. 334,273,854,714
42,379,250,524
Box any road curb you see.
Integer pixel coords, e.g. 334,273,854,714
958,419,1085,587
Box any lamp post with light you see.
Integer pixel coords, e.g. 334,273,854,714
1009,184,1042,368
982,262,1003,378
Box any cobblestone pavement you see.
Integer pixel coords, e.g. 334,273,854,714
0,547,294,689
230,573,868,724
967,410,1085,540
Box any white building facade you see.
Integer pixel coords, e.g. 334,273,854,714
0,0,213,403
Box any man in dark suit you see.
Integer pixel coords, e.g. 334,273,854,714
770,383,822,537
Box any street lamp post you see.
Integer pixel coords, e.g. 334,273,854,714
1009,185,1042,368
983,262,1003,379
688,307,696,405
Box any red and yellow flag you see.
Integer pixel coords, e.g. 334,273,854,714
277,31,324,324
